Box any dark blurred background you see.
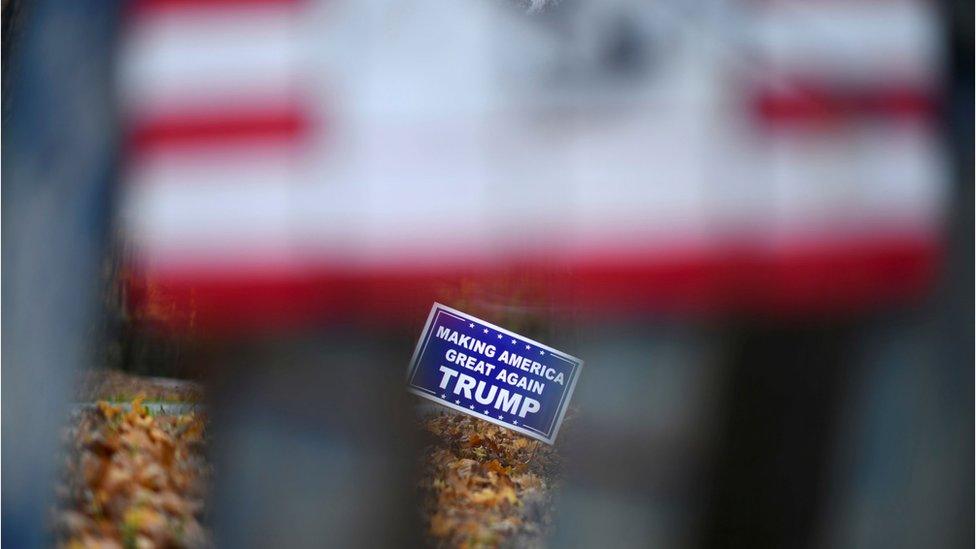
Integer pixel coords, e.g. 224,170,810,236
3,0,972,547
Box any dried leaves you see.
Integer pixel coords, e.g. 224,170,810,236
55,397,210,548
419,413,558,548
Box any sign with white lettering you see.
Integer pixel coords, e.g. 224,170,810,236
407,303,583,444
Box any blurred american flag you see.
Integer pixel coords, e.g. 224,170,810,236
118,0,945,332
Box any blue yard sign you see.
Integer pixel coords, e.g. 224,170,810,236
407,303,583,444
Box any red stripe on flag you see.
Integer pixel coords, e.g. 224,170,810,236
124,235,941,334
753,83,937,126
126,0,300,19
128,107,309,154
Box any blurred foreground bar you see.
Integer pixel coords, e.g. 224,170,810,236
206,330,419,547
